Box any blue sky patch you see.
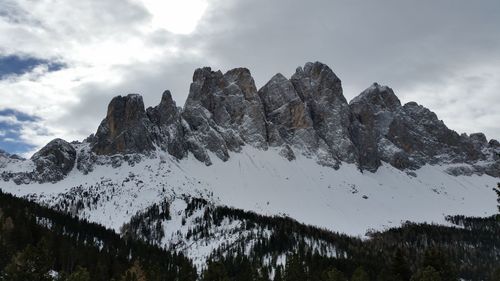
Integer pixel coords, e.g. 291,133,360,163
0,109,40,155
0,55,65,79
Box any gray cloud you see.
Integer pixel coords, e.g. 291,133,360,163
1,0,500,155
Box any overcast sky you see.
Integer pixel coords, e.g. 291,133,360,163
1,0,499,156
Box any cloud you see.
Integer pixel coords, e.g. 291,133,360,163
0,109,41,156
1,0,500,156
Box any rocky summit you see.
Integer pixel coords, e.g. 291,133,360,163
2,62,499,183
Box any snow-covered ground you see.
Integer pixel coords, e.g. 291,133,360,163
0,146,498,238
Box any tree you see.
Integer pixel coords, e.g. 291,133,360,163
391,249,411,281
120,261,148,281
351,266,370,281
274,266,283,281
202,261,230,281
494,183,500,212
421,249,456,281
491,266,500,281
2,244,53,281
410,266,441,281
322,267,348,281
65,266,91,281
377,268,398,281
284,254,306,281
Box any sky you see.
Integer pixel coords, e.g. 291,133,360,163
0,0,499,157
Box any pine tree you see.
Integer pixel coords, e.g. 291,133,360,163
322,267,348,281
410,266,442,281
351,266,370,281
421,249,456,281
283,254,306,281
65,266,91,281
120,261,148,281
391,249,411,281
377,268,398,281
494,183,500,212
202,261,230,281
274,266,283,281
2,243,53,281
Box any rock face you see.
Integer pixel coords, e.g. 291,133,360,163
31,138,76,182
291,62,358,166
92,94,155,155
4,61,498,184
182,67,268,164
146,90,187,159
349,83,498,173
258,73,316,149
85,62,500,176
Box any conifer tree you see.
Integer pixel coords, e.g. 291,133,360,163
323,267,348,281
202,261,230,281
410,266,442,281
351,266,370,281
65,266,91,281
494,183,500,212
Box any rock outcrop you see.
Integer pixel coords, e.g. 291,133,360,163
92,94,155,155
146,90,187,159
349,83,498,173
258,73,317,150
31,138,76,182
182,67,268,164
291,62,358,166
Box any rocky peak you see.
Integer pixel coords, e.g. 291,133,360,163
148,90,178,125
146,90,187,159
469,133,488,145
350,83,401,112
31,138,76,182
182,66,268,164
291,62,357,165
489,139,500,148
92,94,155,155
258,72,316,153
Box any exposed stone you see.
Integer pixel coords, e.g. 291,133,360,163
31,138,76,182
183,67,268,164
258,73,318,151
5,61,499,184
489,139,500,148
349,83,399,171
279,145,296,161
92,94,155,155
147,90,187,159
291,62,358,164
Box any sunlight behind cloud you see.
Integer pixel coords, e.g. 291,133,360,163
140,0,208,34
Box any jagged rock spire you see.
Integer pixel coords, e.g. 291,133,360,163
92,94,155,155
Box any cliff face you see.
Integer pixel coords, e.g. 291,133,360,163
5,62,499,183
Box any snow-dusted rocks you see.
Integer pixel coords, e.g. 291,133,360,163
1,61,499,186
146,90,187,160
182,67,268,164
291,62,358,167
348,83,500,175
258,73,317,152
31,138,76,182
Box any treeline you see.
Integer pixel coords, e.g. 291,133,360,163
1,190,499,281
179,199,499,281
0,190,197,281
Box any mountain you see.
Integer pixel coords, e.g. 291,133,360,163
0,62,499,279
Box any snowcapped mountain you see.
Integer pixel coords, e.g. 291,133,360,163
0,61,499,265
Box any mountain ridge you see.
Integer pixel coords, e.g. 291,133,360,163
1,61,498,185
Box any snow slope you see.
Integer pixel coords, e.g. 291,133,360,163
0,145,497,238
